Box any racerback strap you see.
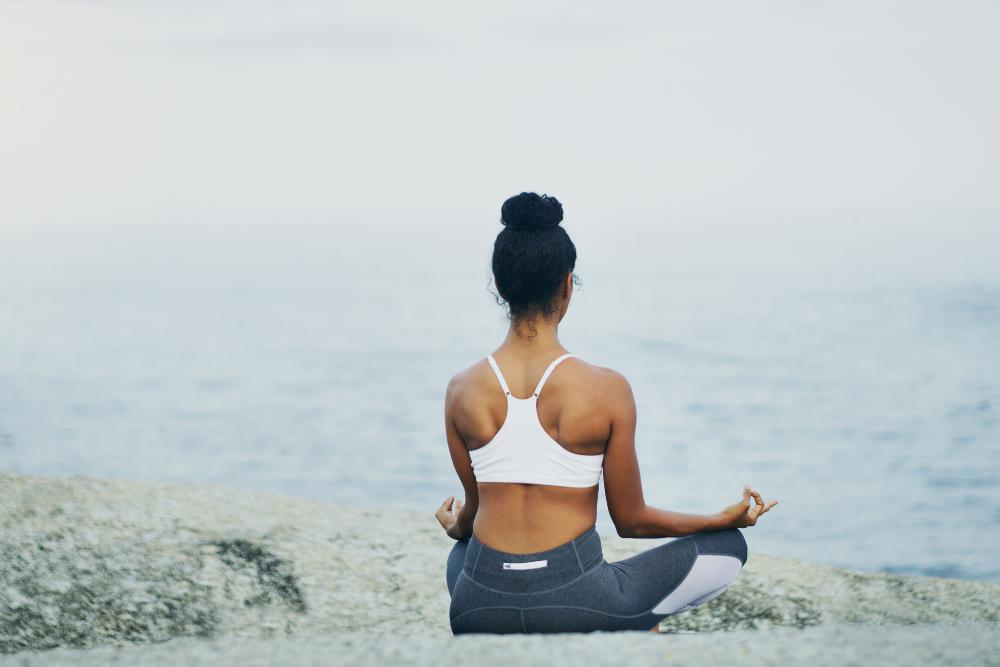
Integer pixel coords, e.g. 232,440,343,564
486,354,512,396
532,353,575,397
487,353,576,399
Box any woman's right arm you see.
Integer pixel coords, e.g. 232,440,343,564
601,371,776,538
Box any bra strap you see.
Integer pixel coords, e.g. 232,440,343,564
486,354,512,396
532,353,576,397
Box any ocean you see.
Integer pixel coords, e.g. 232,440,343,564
1,214,998,581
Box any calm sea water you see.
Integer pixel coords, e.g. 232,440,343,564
1,217,998,581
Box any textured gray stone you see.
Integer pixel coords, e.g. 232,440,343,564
5,624,1000,667
1,472,998,664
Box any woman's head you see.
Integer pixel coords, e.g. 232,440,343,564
490,192,580,333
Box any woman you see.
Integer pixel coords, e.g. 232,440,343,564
435,192,777,635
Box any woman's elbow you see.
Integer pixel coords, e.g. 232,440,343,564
614,523,635,538
612,512,644,538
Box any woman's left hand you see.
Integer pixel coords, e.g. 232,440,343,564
435,494,462,534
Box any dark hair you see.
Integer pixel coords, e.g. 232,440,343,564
490,192,580,331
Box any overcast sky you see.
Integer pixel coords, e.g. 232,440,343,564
1,0,998,232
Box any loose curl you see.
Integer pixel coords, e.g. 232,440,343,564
488,192,581,337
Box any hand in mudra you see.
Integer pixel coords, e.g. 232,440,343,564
435,494,463,534
718,485,778,529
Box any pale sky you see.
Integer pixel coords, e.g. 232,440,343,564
1,0,998,231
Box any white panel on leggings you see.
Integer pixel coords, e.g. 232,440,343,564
686,585,728,607
650,555,742,615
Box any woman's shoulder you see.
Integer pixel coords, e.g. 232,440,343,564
567,358,634,401
445,354,631,400
559,356,630,390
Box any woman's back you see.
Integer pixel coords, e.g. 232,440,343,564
448,348,618,552
437,192,775,634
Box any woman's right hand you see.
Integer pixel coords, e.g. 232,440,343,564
435,494,463,536
716,484,778,529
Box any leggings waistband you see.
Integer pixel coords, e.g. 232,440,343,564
464,524,604,594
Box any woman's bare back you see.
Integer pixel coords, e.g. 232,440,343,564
447,350,617,552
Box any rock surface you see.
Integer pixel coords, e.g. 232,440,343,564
6,624,1000,667
1,472,998,664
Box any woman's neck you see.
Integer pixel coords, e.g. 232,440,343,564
500,317,565,355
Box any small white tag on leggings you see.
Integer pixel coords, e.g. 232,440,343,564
502,559,548,570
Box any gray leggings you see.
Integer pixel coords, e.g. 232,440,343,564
445,524,747,634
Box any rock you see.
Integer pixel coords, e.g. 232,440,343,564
6,623,1000,667
1,472,998,662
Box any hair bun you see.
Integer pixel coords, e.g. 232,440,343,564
501,192,563,231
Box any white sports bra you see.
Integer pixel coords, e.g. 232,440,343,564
468,352,605,488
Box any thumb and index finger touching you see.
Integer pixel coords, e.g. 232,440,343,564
742,484,780,518
438,495,463,512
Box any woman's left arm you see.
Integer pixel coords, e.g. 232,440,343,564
438,375,479,540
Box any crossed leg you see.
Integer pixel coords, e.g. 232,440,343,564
621,530,746,631
445,529,746,634
649,553,743,614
